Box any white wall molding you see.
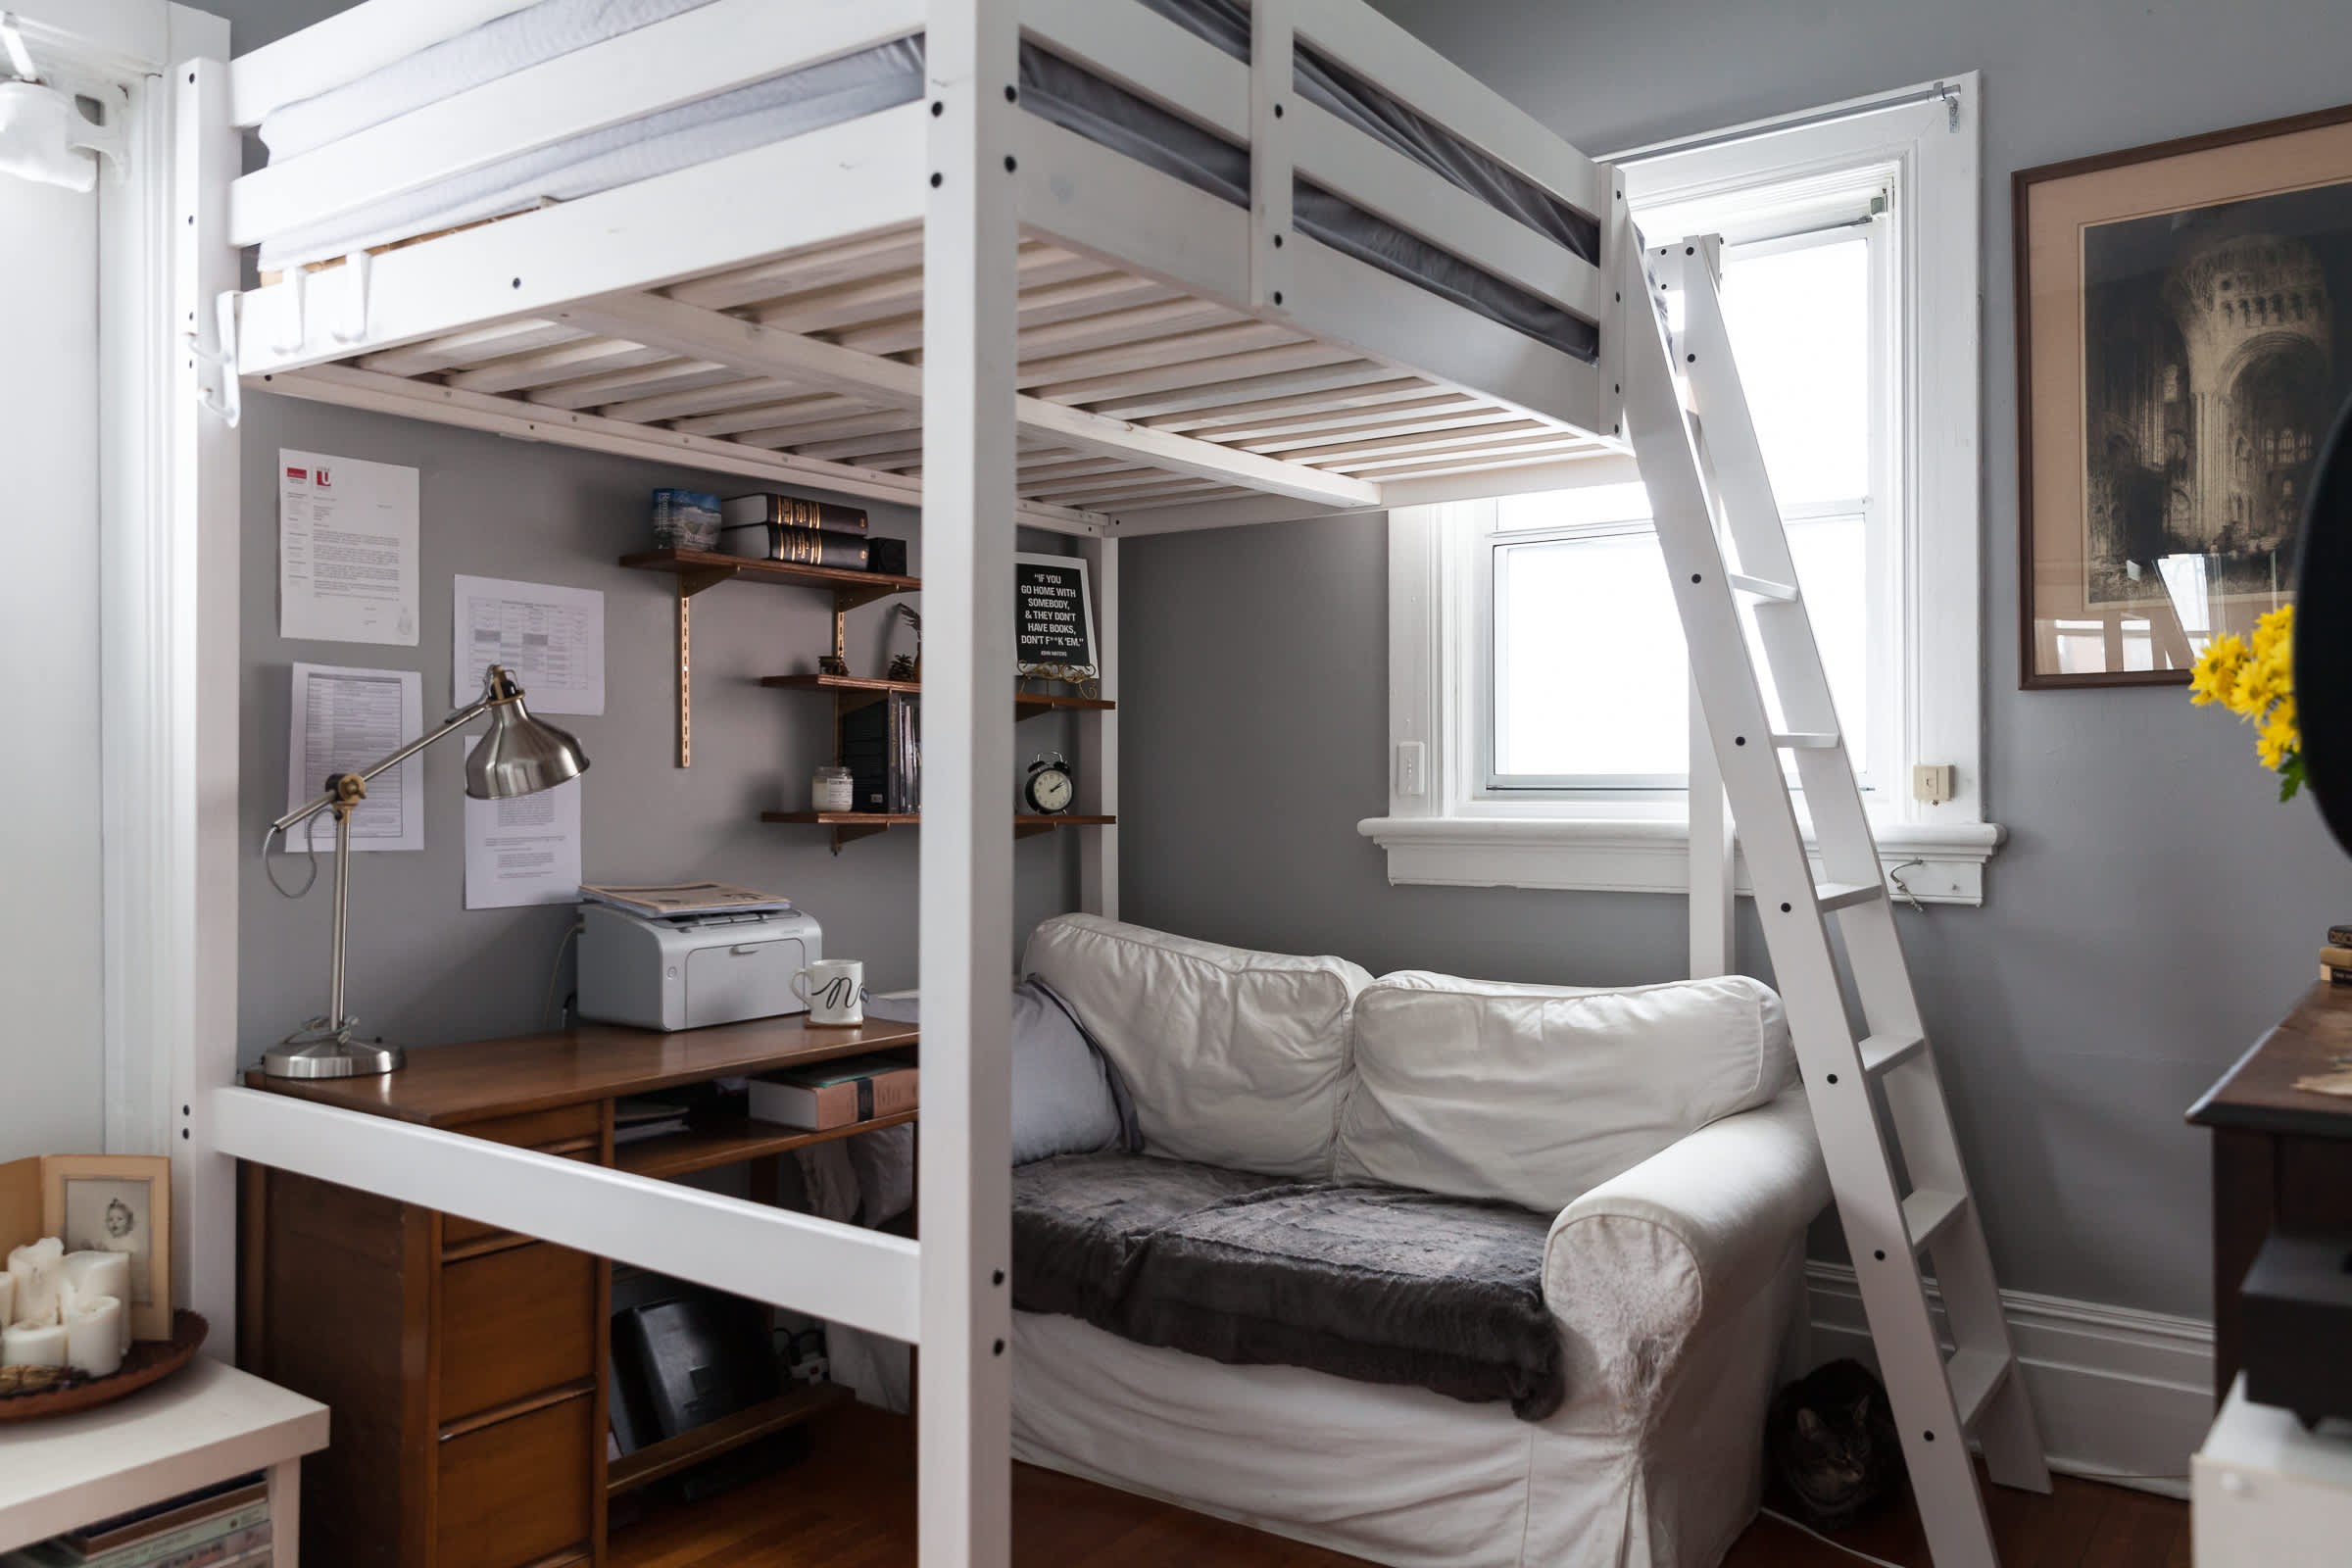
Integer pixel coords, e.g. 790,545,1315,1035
1805,1261,2213,1500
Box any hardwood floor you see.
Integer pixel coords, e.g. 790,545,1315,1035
609,1400,2188,1567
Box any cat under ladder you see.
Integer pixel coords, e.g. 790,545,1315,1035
1625,229,2052,1568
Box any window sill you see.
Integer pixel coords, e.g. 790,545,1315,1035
1355,814,2003,906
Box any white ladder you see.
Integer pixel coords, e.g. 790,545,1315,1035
1622,233,2051,1568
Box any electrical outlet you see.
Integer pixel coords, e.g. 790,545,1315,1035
1396,741,1427,797
1912,763,1954,806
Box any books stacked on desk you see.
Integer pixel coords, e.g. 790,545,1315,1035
2324,924,2352,985
7,1475,271,1568
839,693,918,814
715,493,908,576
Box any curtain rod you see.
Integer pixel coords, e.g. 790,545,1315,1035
1605,80,1963,167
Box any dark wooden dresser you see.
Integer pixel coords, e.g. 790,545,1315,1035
2187,981,2352,1403
238,1015,919,1568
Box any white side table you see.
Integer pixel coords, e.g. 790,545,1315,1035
0,1355,328,1566
2194,1373,2352,1566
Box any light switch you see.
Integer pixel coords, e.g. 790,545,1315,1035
1396,741,1427,797
1912,763,1954,806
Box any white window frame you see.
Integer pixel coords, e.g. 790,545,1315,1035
1365,74,1998,906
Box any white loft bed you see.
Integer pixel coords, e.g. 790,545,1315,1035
172,2,2034,1565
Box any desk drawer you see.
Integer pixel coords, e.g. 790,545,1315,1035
443,1108,603,1253
436,1389,595,1568
439,1241,599,1426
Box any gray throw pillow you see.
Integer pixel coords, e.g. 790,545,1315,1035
1012,976,1141,1165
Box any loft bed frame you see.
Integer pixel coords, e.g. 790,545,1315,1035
171,2,2032,1565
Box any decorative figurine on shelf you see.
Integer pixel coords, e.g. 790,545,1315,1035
887,604,922,684
818,654,850,677
1022,752,1075,815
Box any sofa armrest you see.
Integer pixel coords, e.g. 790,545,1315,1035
1544,1089,1828,1407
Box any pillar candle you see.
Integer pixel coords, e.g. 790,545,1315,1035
0,1320,66,1369
61,1252,130,1351
62,1292,121,1378
6,1239,63,1328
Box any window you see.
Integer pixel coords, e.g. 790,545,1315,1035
1369,75,1998,905
1483,226,1884,793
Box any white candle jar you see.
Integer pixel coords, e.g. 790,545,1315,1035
811,765,856,812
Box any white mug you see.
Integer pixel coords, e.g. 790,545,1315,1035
793,958,864,1026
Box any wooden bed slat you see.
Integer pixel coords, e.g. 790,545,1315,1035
599,378,814,424
356,320,581,378
667,228,924,312
445,339,672,396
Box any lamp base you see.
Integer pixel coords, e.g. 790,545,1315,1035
262,1036,405,1080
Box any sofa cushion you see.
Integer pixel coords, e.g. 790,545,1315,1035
1022,914,1373,1179
1335,971,1795,1213
1010,977,1142,1165
1013,1152,1562,1418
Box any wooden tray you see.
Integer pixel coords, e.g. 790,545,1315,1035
0,1310,207,1422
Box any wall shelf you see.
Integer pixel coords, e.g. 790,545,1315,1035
760,671,1113,720
617,548,921,767
761,810,1116,853
613,1108,919,1183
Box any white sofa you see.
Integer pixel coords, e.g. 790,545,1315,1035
1014,914,1831,1568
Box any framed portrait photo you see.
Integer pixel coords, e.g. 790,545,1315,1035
41,1154,172,1342
2016,104,2352,687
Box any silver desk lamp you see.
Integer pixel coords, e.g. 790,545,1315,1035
262,663,590,1080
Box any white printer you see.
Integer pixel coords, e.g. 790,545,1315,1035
576,903,823,1032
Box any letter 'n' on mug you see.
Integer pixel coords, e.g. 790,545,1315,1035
793,958,864,1026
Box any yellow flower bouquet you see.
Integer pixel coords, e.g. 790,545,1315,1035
2190,605,2303,801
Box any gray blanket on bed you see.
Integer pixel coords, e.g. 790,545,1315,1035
1012,1153,1564,1420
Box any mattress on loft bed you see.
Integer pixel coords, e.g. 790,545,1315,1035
255,0,1601,362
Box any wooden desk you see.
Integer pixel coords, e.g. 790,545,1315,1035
240,1014,917,1568
2187,982,2352,1404
0,1355,327,1564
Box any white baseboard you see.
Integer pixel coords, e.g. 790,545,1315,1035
1805,1262,2213,1501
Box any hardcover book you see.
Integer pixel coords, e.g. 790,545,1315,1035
749,1055,918,1130
715,521,870,569
720,493,868,533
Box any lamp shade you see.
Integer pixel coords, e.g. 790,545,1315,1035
463,667,590,800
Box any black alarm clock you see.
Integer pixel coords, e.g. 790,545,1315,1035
1023,752,1075,814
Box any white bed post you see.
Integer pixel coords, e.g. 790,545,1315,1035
1076,534,1118,919
917,0,1018,1562
1687,680,1734,979
167,52,244,1345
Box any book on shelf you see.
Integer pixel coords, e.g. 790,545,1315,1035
722,492,868,533
579,882,791,919
716,520,871,569
611,1097,692,1147
750,1054,918,1131
52,1480,264,1558
838,693,918,814
8,1511,270,1568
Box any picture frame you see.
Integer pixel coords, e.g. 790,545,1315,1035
41,1154,172,1342
2015,104,2352,688
1013,553,1098,686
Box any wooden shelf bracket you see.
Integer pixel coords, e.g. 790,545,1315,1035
672,564,738,768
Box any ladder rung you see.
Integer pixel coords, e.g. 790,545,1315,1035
1859,1032,1928,1075
1814,880,1884,912
1771,731,1838,751
1902,1188,1969,1251
1946,1347,2014,1428
1728,572,1799,602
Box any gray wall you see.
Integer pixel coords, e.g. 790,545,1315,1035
239,391,1079,1060
1123,0,2352,1320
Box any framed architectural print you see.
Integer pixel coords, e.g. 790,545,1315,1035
2016,104,2352,687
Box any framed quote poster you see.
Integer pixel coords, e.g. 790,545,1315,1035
2016,104,2352,687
